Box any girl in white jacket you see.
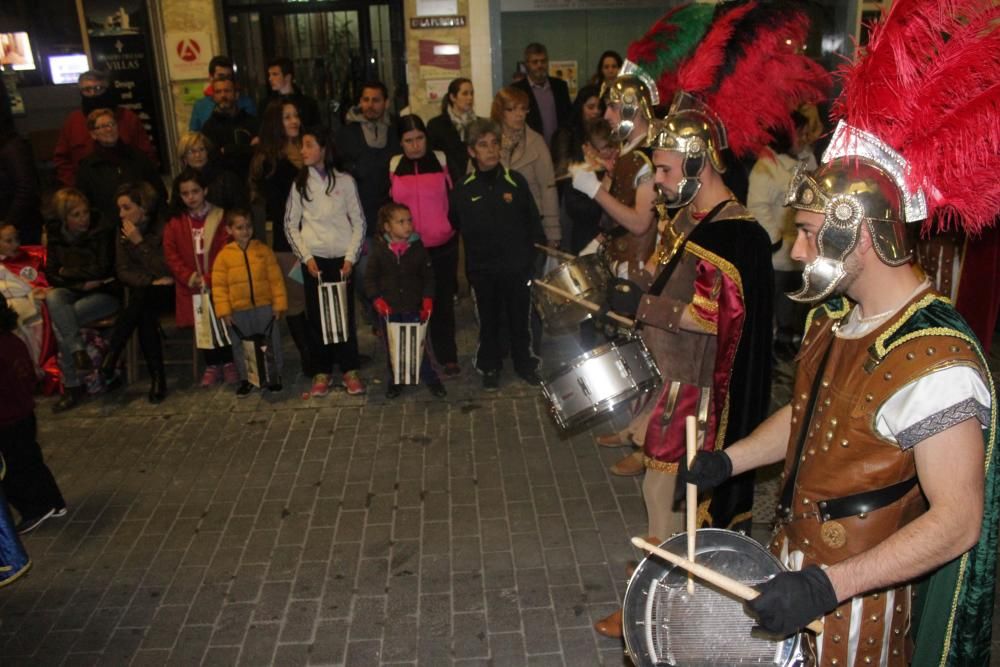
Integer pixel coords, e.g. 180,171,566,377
284,128,367,397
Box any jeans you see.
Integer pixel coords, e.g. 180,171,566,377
46,287,119,388
227,304,284,381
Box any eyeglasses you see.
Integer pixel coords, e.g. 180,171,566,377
80,84,107,96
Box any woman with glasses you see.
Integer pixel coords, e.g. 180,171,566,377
177,131,249,212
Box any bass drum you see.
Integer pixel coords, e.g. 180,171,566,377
532,253,611,333
623,529,810,666
541,337,660,430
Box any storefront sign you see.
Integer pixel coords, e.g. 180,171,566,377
410,16,467,29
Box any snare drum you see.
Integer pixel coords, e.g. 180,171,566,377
532,254,611,333
541,337,660,430
623,529,809,666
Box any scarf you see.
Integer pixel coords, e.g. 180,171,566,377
448,106,476,142
500,127,524,167
360,117,391,148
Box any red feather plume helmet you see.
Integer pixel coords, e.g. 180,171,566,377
647,0,831,208
831,0,1000,235
785,0,1000,302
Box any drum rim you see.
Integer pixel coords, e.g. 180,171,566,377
545,381,660,430
622,528,801,666
542,337,656,382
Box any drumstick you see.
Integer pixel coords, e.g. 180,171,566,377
531,280,635,328
533,243,577,262
685,416,697,594
630,536,825,635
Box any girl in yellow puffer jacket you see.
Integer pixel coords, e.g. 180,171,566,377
211,209,287,396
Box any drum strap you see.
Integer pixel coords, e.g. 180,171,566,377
646,199,732,299
776,329,837,517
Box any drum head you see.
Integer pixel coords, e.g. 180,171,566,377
623,529,801,666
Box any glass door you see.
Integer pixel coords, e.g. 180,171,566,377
224,0,404,129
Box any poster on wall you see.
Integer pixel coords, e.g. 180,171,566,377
82,0,162,156
549,60,578,97
418,40,461,80
165,31,214,81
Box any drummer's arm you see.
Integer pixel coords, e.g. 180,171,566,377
725,404,793,475
593,178,656,236
823,419,983,602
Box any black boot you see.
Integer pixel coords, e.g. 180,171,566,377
54,385,86,413
285,314,313,377
148,360,167,404
100,346,124,392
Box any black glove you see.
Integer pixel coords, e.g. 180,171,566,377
606,278,643,319
678,450,733,492
747,565,838,637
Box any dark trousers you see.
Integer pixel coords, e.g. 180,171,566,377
471,272,538,374
203,346,233,366
107,285,168,372
0,414,65,519
427,236,459,365
379,313,439,386
302,255,360,374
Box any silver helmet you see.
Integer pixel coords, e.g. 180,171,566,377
784,121,927,302
647,91,728,208
602,59,659,142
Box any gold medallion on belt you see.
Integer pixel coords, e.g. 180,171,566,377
820,520,847,549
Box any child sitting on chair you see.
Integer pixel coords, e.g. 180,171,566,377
364,203,445,399
211,209,287,397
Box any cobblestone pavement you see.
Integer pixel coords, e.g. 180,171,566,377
1,300,998,666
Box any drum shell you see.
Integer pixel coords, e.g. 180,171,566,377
541,338,660,430
622,529,806,666
532,254,610,333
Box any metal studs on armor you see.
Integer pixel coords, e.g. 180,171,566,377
867,637,876,646
835,611,843,619
825,431,834,441
872,593,879,600
840,439,849,448
824,398,832,406
895,604,903,613
864,657,872,664
822,445,829,452
859,512,867,519
883,371,893,381
906,352,915,360
831,660,839,666
822,379,830,388
832,634,841,643
830,417,837,426
808,448,815,456
869,614,879,622
892,649,900,657
926,347,936,355
802,498,810,505
865,393,874,402
950,345,960,353
801,393,808,400
894,628,901,636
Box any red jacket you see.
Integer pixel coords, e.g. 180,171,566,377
53,107,158,187
162,208,229,327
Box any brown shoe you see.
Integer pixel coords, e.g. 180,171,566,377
596,432,628,447
594,608,623,638
610,450,645,477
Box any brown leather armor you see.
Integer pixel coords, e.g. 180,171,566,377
771,290,986,666
603,148,656,269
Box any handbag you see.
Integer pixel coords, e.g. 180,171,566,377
193,290,231,350
317,280,350,344
231,318,276,388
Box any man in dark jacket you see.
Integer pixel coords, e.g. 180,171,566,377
450,119,544,390
512,43,572,149
262,57,321,128
337,80,399,326
201,78,257,183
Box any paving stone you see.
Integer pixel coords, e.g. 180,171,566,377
8,324,975,666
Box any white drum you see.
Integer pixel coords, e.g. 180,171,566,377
541,338,660,430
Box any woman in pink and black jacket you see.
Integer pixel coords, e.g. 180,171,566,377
388,115,459,376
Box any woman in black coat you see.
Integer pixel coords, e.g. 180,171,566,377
100,181,174,403
426,78,479,186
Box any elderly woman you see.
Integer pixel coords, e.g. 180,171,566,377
75,108,164,232
177,131,249,212
45,188,120,412
99,182,173,403
490,86,560,247
426,77,479,186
